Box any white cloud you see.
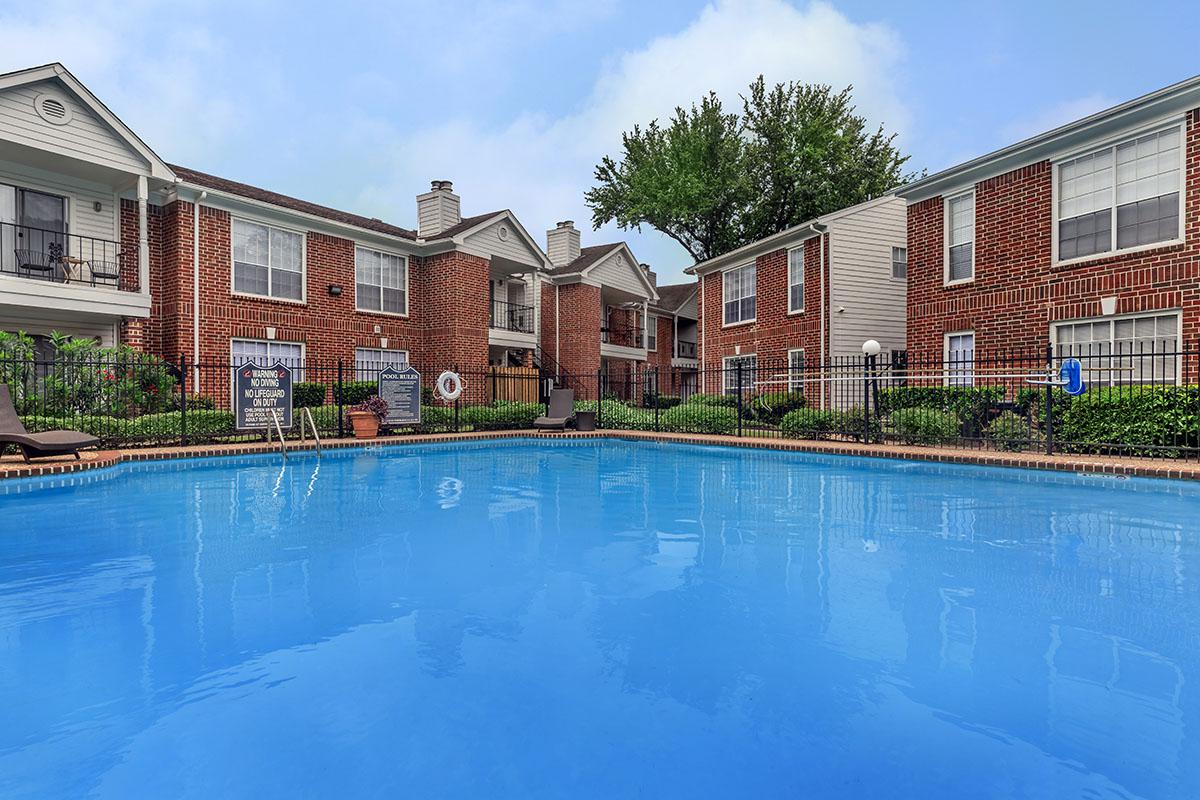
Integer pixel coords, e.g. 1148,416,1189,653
1000,93,1117,144
353,0,909,280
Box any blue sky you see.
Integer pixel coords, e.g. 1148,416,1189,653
1,0,1196,283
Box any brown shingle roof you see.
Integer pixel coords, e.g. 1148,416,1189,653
169,164,417,240
546,243,621,276
653,282,698,313
423,211,506,240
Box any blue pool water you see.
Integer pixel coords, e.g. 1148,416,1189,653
0,439,1198,799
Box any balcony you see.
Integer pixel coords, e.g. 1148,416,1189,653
1,222,134,291
601,325,643,349
489,299,535,334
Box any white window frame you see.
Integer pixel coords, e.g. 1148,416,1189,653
645,314,657,352
354,347,410,380
891,246,907,280
722,353,757,395
1051,120,1186,267
787,348,806,392
230,337,306,386
722,263,756,327
943,190,975,287
230,216,307,304
943,331,975,387
787,246,805,314
354,245,410,317
1050,310,1182,386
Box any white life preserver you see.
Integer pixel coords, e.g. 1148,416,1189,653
436,371,463,402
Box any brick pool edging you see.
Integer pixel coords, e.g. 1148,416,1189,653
2,429,1199,482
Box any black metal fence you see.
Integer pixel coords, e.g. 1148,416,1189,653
2,345,1198,461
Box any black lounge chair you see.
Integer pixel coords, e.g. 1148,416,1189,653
0,385,99,462
534,389,575,432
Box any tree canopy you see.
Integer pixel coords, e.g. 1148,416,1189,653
585,76,917,263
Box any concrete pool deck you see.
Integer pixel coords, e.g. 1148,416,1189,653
3,429,1200,482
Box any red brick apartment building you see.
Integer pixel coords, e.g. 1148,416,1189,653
898,76,1200,378
687,196,907,399
0,63,698,392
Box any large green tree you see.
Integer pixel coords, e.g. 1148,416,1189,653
585,76,916,263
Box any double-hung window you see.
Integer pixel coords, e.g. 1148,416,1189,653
355,247,408,315
945,332,975,387
891,246,907,279
723,264,756,325
788,348,806,392
787,247,804,312
1053,311,1179,385
645,315,657,351
723,354,757,395
945,192,974,283
231,338,304,381
232,219,304,301
354,347,409,380
1057,125,1182,262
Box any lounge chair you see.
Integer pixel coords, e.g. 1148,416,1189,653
0,385,100,462
533,388,575,432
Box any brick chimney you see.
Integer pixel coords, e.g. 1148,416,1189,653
417,180,461,238
546,220,581,268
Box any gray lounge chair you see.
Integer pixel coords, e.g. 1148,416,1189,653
0,385,99,462
534,388,575,431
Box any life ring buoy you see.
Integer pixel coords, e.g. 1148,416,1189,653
436,371,463,402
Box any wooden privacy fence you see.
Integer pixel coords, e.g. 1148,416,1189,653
486,366,539,403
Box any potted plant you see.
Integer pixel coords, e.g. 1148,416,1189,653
348,395,389,439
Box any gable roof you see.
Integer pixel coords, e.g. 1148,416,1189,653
547,244,621,276
653,282,697,314
0,63,175,181
171,164,418,240
899,74,1200,202
424,211,506,240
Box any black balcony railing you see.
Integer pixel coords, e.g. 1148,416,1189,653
490,299,535,334
602,325,643,348
676,340,697,359
0,222,133,291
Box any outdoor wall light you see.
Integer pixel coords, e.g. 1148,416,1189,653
328,284,343,296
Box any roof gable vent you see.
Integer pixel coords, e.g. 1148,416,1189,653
34,93,73,125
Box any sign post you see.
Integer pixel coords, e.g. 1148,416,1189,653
378,365,421,426
235,361,294,430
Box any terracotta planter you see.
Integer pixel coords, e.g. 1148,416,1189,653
349,410,381,439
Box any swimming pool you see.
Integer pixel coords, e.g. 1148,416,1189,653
0,439,1197,798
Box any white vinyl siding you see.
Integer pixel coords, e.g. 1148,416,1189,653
355,247,407,315
1056,125,1182,262
722,354,757,395
1053,311,1180,385
232,219,304,301
787,247,804,312
891,246,907,279
354,347,409,380
945,192,974,283
788,348,805,392
945,331,974,387
723,264,756,325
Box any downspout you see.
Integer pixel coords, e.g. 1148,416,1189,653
813,222,829,409
193,191,207,383
554,282,561,367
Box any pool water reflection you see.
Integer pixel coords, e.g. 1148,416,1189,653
0,439,1198,798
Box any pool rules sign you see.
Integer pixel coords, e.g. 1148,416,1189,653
378,365,421,426
235,361,294,430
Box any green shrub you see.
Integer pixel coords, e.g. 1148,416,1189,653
293,382,327,408
460,401,543,430
887,407,961,444
642,392,683,410
1056,386,1200,456
40,336,177,418
834,407,883,442
661,403,737,435
418,404,454,430
747,391,806,424
780,408,838,438
307,404,343,433
986,411,1036,452
878,386,1003,432
174,392,216,411
596,400,657,431
684,393,737,408
132,410,236,442
332,380,375,406
20,414,131,440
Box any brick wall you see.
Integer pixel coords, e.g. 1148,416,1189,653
907,108,1200,358
550,282,602,398
698,235,827,394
